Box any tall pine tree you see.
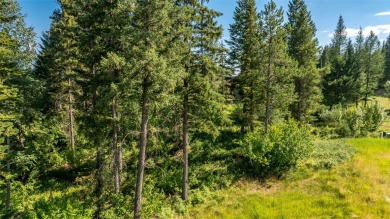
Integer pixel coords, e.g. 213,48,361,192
227,0,261,133
323,16,349,105
130,1,179,218
363,31,383,106
384,35,390,83
286,0,321,123
261,0,295,132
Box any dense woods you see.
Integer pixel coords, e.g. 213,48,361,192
1,0,389,218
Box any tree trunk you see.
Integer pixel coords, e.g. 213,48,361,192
134,78,150,219
69,78,75,156
249,82,254,132
6,135,11,210
94,140,104,219
364,66,370,107
182,79,189,201
265,37,272,133
112,98,120,195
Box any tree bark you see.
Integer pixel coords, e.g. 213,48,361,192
6,135,11,210
112,98,120,195
265,35,272,133
182,79,189,201
94,140,104,219
364,65,371,107
249,81,254,132
68,78,75,156
134,77,150,219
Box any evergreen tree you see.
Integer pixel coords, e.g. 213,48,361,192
76,0,135,216
227,0,261,133
130,1,179,218
286,0,321,123
0,0,36,211
363,31,383,106
0,12,19,212
384,35,390,83
176,0,225,201
261,0,295,133
323,15,349,105
343,39,362,105
54,0,80,156
353,28,365,103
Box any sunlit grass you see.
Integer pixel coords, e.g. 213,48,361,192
187,138,390,219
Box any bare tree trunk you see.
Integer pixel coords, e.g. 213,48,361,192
6,135,11,210
264,52,271,133
265,83,270,133
69,78,75,156
364,66,370,107
112,98,120,195
91,63,104,219
265,38,272,133
94,140,104,219
182,79,189,201
119,143,123,184
134,78,150,219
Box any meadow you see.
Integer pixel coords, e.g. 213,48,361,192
186,138,390,219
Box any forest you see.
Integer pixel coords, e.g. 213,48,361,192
1,0,390,218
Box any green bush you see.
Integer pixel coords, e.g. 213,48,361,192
241,120,313,175
319,103,386,138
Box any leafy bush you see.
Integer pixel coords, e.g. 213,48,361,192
319,103,386,138
241,120,313,175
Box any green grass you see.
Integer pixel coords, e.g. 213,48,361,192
186,138,390,219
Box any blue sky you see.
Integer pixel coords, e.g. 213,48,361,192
18,0,390,46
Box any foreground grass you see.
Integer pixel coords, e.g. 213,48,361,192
187,138,390,219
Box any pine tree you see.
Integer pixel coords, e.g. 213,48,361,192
227,0,261,133
353,28,365,104
286,0,321,123
55,0,80,156
384,35,390,83
363,31,383,106
176,0,225,201
0,0,36,211
343,39,362,105
0,15,19,212
323,15,349,105
75,1,134,216
33,1,81,159
261,0,295,132
130,1,179,218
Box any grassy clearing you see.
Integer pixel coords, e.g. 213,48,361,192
186,138,390,219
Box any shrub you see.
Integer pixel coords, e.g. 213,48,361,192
241,120,313,175
319,103,386,138
363,102,386,132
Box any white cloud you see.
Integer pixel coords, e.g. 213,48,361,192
328,24,390,38
321,30,328,33
375,12,390,16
